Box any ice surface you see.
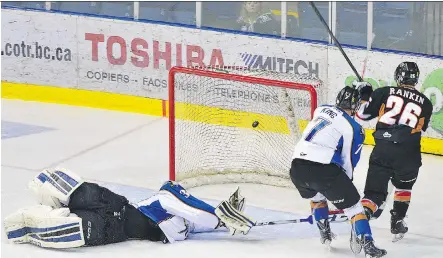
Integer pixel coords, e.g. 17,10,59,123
2,99,443,258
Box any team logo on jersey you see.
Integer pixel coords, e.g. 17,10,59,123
180,189,190,198
383,132,392,138
354,144,363,155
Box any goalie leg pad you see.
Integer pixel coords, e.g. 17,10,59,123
4,205,85,249
28,167,84,208
215,201,255,235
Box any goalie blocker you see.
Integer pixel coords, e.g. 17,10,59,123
4,168,255,248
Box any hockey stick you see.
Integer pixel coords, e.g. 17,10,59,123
309,2,363,82
255,211,349,227
255,216,313,226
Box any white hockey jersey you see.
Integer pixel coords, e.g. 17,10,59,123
292,105,365,179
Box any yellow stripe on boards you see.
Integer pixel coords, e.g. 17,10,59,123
2,81,442,155
174,102,291,134
1,82,164,116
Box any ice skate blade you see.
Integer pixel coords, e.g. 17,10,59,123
392,233,405,242
351,243,362,255
350,234,362,254
365,252,387,258
322,239,332,252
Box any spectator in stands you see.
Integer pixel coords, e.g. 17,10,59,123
236,1,280,35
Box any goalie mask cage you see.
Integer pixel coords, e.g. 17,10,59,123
169,66,322,188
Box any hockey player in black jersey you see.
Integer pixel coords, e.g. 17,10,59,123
355,61,433,242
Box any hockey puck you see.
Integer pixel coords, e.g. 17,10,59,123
252,121,259,128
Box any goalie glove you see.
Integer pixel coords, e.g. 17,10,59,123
215,201,255,236
228,187,245,212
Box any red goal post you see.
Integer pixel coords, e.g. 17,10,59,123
168,66,321,188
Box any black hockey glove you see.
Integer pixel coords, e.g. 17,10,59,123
352,81,373,101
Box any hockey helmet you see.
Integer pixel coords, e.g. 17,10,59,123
336,86,360,115
394,61,420,86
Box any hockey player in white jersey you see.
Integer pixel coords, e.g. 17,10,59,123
290,86,387,258
4,168,253,248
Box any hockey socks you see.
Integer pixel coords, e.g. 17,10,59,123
393,189,411,218
351,213,373,240
361,198,378,220
311,201,335,245
311,201,329,221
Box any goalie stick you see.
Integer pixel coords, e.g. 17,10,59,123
255,210,348,227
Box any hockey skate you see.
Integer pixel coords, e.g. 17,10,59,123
350,232,387,258
390,210,408,242
316,219,335,248
362,237,387,258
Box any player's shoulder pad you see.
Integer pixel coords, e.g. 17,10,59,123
374,86,393,94
341,110,363,134
423,93,433,108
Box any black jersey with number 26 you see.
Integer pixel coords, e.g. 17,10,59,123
357,86,433,147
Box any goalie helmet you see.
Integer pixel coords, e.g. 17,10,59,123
336,86,360,115
394,61,420,86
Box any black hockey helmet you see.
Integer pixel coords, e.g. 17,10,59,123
394,61,420,86
336,86,360,115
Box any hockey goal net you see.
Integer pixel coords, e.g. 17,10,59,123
169,66,323,188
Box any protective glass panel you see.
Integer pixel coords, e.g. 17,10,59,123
202,1,281,36
51,2,102,15
139,2,196,25
373,2,443,56
290,2,329,42
2,1,45,9
336,2,368,47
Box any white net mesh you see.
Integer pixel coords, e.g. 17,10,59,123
170,66,323,188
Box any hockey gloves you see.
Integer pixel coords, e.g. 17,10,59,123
215,201,255,236
352,81,374,102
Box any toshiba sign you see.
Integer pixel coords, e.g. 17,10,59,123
84,33,224,69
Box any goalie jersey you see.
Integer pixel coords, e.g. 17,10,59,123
292,105,365,179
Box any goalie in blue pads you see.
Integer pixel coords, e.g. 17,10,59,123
4,168,254,248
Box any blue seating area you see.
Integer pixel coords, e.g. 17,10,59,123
1,1,440,56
